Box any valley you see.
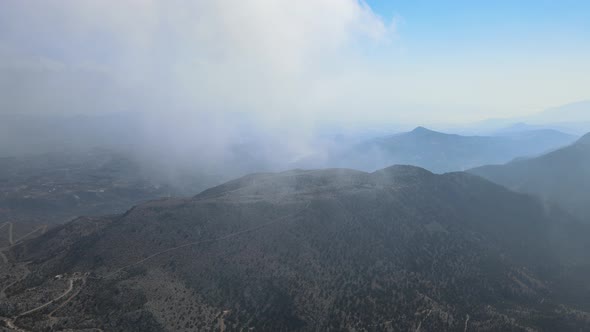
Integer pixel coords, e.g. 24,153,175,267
2,165,590,331
1,3,589,329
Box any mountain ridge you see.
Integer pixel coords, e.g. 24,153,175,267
334,126,577,173
470,132,590,222
3,165,590,331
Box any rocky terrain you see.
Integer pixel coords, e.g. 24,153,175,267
1,165,590,331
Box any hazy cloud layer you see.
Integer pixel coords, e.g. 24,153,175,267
2,1,589,124
0,0,391,123
1,1,588,180
0,1,397,177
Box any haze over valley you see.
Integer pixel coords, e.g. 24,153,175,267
1,1,590,331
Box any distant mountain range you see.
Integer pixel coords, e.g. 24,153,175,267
332,126,577,173
470,133,590,222
3,165,590,331
463,100,590,135
533,100,590,124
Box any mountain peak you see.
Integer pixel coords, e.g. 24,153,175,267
373,164,433,177
371,165,434,185
410,126,436,134
577,132,590,145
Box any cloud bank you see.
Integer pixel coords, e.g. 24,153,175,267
1,1,588,182
0,1,398,180
0,0,391,122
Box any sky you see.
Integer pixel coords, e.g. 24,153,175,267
0,0,589,126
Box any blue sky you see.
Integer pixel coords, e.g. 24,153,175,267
354,0,590,121
367,0,590,59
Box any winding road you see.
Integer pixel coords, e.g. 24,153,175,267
16,278,76,318
0,274,85,332
1,201,311,330
0,222,47,266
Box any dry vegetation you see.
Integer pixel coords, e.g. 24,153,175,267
2,166,590,331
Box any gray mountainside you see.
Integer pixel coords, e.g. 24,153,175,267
334,126,577,173
470,133,590,222
2,166,590,331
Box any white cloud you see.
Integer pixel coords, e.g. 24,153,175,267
2,0,590,179
0,0,399,173
0,0,392,121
